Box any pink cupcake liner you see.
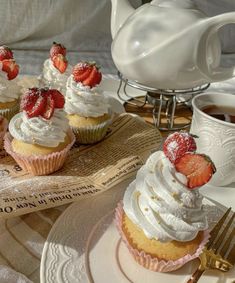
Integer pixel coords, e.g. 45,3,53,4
0,117,8,150
115,202,210,272
4,130,75,176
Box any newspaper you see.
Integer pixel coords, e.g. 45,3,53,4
0,113,162,218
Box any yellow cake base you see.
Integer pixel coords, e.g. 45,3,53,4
122,213,203,261
67,113,110,127
11,134,71,156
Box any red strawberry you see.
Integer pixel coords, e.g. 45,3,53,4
94,71,102,85
49,89,65,108
26,94,47,118
163,131,197,164
50,42,66,58
1,59,19,80
175,153,216,189
20,88,40,111
42,94,55,119
22,88,56,119
72,62,93,82
52,54,68,73
0,46,13,61
72,62,102,87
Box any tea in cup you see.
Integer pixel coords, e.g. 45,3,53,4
190,92,235,186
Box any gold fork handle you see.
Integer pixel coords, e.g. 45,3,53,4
186,268,205,283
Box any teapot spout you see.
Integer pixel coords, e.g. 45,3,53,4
111,0,135,39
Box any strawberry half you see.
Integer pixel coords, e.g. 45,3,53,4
52,54,68,73
175,153,216,189
72,62,102,87
21,87,63,120
163,131,197,164
26,94,47,118
72,62,93,82
82,65,102,87
50,42,66,59
1,59,19,80
20,88,41,111
0,46,13,61
42,94,55,119
49,89,65,108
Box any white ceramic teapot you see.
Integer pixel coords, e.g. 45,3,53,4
111,0,235,90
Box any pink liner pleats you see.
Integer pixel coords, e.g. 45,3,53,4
115,202,210,272
4,130,75,176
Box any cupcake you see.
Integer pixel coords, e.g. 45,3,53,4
4,87,75,175
0,45,21,120
39,42,72,95
116,132,216,272
0,115,8,150
64,62,112,144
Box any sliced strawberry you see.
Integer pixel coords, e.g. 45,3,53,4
72,63,93,82
94,71,102,86
82,65,102,87
0,46,13,61
163,131,197,164
1,59,19,80
175,153,216,189
49,89,65,108
41,94,55,119
50,42,66,58
20,88,40,111
72,62,102,87
52,54,68,73
26,94,47,118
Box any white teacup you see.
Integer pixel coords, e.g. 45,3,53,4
190,92,235,186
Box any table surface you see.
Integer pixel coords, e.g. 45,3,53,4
1,74,235,283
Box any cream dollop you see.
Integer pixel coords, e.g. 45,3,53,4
64,75,110,117
123,151,208,242
0,71,21,103
9,109,70,147
40,59,72,93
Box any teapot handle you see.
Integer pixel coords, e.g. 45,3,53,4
198,12,235,81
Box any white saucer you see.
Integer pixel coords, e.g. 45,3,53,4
40,180,235,283
201,183,235,211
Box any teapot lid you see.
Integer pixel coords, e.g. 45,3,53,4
151,0,197,9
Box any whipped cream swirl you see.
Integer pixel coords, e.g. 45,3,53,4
0,71,21,103
41,59,72,92
64,75,110,117
123,151,208,242
9,109,70,147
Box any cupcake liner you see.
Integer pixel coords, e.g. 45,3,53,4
0,117,8,150
0,103,19,121
115,202,210,272
72,117,112,144
4,130,75,176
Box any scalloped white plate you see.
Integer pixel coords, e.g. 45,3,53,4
40,180,235,283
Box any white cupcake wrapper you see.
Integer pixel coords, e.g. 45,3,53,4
115,202,210,272
4,130,75,176
0,103,19,121
72,117,112,144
